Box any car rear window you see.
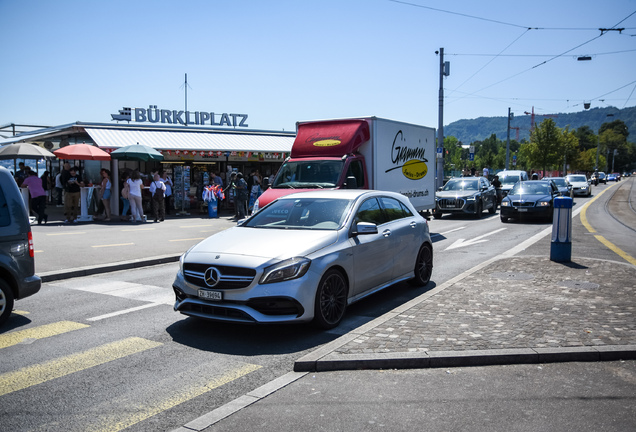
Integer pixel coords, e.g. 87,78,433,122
0,185,10,227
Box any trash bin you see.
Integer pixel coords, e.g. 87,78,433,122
550,196,573,262
207,201,218,218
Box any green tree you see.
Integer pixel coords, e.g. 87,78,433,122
522,118,561,176
574,125,597,151
559,127,580,175
578,148,606,173
599,129,627,172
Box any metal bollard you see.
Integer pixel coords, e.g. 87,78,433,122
550,196,573,262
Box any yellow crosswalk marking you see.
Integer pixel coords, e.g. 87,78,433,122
0,337,162,397
91,363,262,432
0,321,89,350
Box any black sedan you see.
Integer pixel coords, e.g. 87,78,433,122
434,177,497,219
500,180,560,223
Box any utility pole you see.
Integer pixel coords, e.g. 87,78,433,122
505,108,512,170
437,48,449,189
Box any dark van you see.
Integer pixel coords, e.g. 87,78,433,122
0,165,41,326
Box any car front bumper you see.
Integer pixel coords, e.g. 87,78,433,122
571,186,590,196
172,267,319,324
500,204,551,219
435,198,479,215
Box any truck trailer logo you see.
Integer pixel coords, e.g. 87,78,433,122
386,130,428,180
313,139,341,147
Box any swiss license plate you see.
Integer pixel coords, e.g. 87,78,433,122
518,208,528,212
198,290,222,301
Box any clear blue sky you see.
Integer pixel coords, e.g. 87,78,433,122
1,0,634,133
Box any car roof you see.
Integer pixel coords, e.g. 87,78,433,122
276,189,403,201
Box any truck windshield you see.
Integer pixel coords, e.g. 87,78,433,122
272,160,344,189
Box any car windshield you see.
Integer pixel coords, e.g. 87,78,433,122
271,160,344,189
568,175,587,183
550,178,567,187
499,175,521,185
244,197,351,230
442,179,479,191
510,182,551,195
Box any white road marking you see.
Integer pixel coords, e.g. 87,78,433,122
431,226,466,238
87,303,164,321
445,227,507,250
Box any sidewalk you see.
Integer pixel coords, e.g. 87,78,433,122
31,201,238,280
295,255,636,371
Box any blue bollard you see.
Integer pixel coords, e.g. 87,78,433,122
550,196,573,262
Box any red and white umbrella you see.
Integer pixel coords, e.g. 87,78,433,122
54,144,111,161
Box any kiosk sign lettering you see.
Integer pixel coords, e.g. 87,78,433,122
111,106,249,127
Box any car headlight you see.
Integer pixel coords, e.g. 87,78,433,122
260,257,311,284
581,185,588,190
178,253,185,274
465,196,476,201
539,201,551,206
501,201,510,207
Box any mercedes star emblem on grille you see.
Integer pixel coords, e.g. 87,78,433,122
204,267,221,287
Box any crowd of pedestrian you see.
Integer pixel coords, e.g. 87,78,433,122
13,163,274,224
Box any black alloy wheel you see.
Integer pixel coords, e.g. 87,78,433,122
475,201,483,219
313,269,348,329
0,279,15,326
409,243,433,287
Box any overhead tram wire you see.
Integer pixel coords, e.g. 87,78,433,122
388,0,535,30
449,28,533,97
450,9,636,104
391,1,636,108
446,49,636,58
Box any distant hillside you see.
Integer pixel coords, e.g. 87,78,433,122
445,106,636,144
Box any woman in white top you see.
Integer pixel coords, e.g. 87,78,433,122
127,170,145,222
100,169,112,221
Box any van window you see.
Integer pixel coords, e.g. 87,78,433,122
0,186,10,227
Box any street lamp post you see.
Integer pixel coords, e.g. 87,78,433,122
505,108,512,170
436,48,449,189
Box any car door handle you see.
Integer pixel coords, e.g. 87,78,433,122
382,229,391,237
410,222,417,228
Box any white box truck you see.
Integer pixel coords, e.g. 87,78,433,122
253,117,436,213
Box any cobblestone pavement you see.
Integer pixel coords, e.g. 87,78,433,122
335,256,636,355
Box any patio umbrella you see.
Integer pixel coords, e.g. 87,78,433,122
0,143,56,160
110,143,164,161
53,143,111,161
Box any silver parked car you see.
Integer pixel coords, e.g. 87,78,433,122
173,190,433,329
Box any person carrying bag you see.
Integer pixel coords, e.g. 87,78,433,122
149,174,166,222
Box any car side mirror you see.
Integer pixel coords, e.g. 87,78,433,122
353,222,378,235
437,186,443,192
344,176,358,189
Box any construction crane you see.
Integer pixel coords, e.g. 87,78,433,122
510,127,521,141
524,106,558,132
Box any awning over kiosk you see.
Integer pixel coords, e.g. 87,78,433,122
291,119,370,158
85,127,294,153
